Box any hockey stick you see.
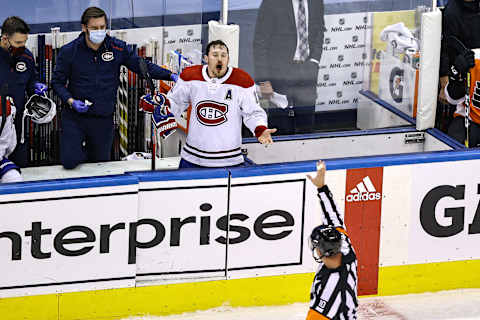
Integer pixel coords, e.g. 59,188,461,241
447,35,472,147
138,58,157,170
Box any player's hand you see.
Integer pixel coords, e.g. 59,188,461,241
438,76,449,104
153,103,177,139
34,82,48,95
139,92,167,113
307,160,326,188
170,73,179,82
71,99,89,113
259,81,273,99
257,128,276,145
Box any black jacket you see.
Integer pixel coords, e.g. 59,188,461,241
440,0,480,76
52,33,172,117
253,0,325,82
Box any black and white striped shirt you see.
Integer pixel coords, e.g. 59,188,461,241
307,185,358,320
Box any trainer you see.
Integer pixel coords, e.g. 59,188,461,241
52,7,177,169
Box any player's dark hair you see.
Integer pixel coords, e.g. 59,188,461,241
1,16,30,36
81,7,108,26
205,40,229,55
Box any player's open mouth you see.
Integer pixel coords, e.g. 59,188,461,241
216,64,222,70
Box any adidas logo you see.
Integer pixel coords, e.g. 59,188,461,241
346,176,381,202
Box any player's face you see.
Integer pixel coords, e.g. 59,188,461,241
205,45,229,78
1,32,28,54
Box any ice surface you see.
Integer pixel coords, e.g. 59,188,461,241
122,289,480,320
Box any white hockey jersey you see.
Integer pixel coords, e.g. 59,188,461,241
167,65,268,167
0,99,17,159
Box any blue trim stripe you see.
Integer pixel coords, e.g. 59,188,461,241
427,127,466,150
243,126,417,144
0,175,139,195
230,149,480,177
128,168,229,182
359,90,416,125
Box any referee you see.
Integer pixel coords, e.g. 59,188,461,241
306,160,358,320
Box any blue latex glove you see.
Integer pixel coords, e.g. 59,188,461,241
34,82,48,95
71,99,89,113
170,73,179,82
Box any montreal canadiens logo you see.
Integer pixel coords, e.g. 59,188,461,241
16,62,26,72
102,51,114,61
196,100,228,126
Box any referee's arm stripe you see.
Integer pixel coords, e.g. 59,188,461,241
307,309,331,320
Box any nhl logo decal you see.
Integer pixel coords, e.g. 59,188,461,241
102,51,114,62
196,100,228,126
16,62,26,72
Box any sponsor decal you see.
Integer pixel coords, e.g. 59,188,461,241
346,176,382,202
0,207,295,265
179,37,201,44
15,62,26,72
187,29,194,36
102,51,114,62
196,100,228,126
344,43,366,50
419,184,480,237
331,26,353,32
344,167,383,295
343,80,363,86
318,82,336,88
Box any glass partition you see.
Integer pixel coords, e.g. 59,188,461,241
0,0,445,181
232,0,435,136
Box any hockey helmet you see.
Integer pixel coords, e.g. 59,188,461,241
21,93,56,144
24,93,56,124
309,225,342,262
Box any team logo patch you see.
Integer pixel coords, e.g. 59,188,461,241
16,62,26,72
102,51,114,61
196,100,228,126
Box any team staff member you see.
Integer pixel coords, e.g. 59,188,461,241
0,16,47,167
165,40,276,168
306,160,358,319
254,0,325,134
52,7,176,169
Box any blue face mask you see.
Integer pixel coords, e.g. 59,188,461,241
88,29,106,44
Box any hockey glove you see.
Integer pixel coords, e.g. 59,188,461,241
139,93,178,139
451,50,475,81
139,92,167,113
447,50,476,100
153,103,177,139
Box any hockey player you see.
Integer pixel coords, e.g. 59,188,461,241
306,160,358,320
51,7,177,169
0,93,22,183
0,16,48,167
444,44,480,146
141,40,276,168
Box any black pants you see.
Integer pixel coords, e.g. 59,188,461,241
60,109,114,169
448,116,480,147
269,60,318,135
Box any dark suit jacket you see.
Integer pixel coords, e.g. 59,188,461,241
253,0,325,82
